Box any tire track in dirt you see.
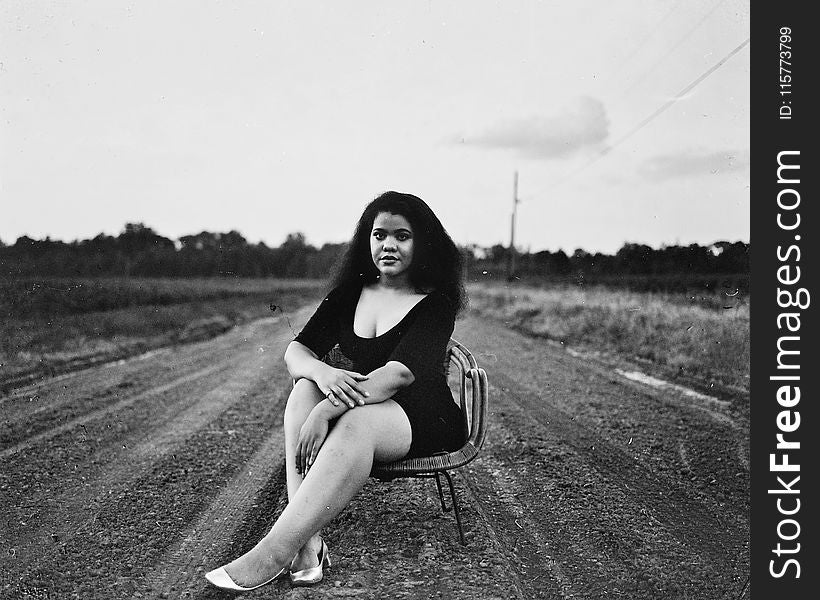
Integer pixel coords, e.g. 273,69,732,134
1,346,173,419
459,313,748,520
2,304,750,599
0,359,244,563
138,427,287,598
0,317,285,446
0,362,229,457
609,365,750,476
496,368,748,538
11,355,279,564
2,338,216,410
1,315,284,405
551,340,750,489
454,314,749,597
461,455,573,599
0,318,296,598
473,380,739,598
0,316,288,455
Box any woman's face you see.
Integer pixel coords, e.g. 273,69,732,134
370,211,415,281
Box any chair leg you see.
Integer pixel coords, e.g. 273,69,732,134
440,470,466,545
433,472,451,512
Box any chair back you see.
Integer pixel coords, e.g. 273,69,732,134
445,339,488,454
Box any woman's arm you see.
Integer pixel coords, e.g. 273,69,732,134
284,340,331,382
313,360,414,420
285,340,371,407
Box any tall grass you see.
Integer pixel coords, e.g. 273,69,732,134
467,283,749,391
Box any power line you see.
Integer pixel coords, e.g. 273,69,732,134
611,0,729,107
521,36,750,201
607,37,750,154
598,0,684,97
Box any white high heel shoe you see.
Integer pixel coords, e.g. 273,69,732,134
204,564,286,592
289,540,331,586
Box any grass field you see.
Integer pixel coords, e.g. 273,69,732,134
466,282,749,391
0,277,328,318
2,277,749,393
1,277,325,389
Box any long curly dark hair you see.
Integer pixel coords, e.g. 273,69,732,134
331,191,467,314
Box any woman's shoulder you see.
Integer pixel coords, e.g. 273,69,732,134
419,288,457,316
324,280,363,302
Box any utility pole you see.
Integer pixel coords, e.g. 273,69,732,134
508,171,519,281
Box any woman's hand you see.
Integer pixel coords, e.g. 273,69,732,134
296,409,330,475
314,364,370,409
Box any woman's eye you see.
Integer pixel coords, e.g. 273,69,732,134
397,234,409,241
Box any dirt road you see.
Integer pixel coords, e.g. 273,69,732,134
0,307,749,599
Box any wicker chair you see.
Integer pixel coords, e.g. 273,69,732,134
321,338,489,545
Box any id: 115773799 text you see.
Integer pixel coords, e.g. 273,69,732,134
779,26,793,120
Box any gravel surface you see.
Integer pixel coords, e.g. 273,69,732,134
1,307,749,599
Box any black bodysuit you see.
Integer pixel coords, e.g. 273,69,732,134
293,283,466,459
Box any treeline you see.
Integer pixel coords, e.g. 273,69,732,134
1,225,344,279
1,223,748,291
472,241,749,292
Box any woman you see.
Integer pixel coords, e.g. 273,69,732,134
205,191,467,591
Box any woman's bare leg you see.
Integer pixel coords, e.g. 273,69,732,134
222,400,412,586
282,378,324,571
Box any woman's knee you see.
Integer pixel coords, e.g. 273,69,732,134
334,404,410,442
331,404,411,461
284,378,322,422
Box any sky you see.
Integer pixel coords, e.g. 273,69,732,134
0,0,750,254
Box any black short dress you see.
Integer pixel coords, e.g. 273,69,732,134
293,283,466,459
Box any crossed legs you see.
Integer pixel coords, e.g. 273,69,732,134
221,378,412,586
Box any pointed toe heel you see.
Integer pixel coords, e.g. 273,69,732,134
204,565,286,592
289,541,331,587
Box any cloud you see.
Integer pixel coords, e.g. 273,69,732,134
458,97,610,159
639,150,750,181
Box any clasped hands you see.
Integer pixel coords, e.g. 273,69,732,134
295,365,370,475
316,364,370,409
